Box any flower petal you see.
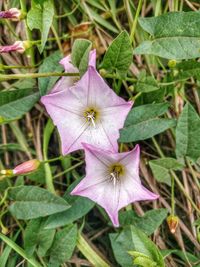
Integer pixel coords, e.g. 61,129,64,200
51,50,96,93
100,102,132,152
73,66,131,108
41,90,89,154
118,173,159,211
119,144,140,179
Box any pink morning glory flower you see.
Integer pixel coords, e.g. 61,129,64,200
41,52,132,154
0,41,26,54
0,8,21,20
71,143,159,227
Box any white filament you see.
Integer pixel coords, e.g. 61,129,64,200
87,112,96,128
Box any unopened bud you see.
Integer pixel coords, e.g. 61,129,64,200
1,225,8,235
168,59,177,68
167,215,179,234
128,85,134,92
0,41,31,54
13,159,40,175
99,69,107,76
0,8,23,21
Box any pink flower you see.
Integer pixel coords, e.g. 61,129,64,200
41,51,132,154
71,143,159,227
0,41,26,54
13,159,40,175
0,8,21,20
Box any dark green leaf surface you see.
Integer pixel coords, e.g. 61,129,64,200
48,224,77,266
0,92,39,124
44,178,94,229
119,103,175,142
119,209,168,235
27,0,54,53
177,60,200,80
71,39,92,76
176,103,200,161
8,186,70,220
134,12,200,59
102,31,132,77
136,75,159,93
24,218,55,257
39,51,63,96
149,158,184,186
110,226,165,267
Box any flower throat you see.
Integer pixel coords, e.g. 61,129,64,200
84,108,98,127
109,164,124,186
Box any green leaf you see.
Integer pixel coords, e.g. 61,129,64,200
128,226,165,267
177,60,200,80
110,232,134,267
8,186,70,220
0,91,39,124
44,178,94,229
134,12,200,59
176,103,200,161
24,218,55,257
110,226,165,267
119,103,176,142
27,2,42,30
129,251,158,267
149,158,184,186
71,39,92,76
101,31,132,77
39,51,63,96
48,224,77,265
27,0,54,53
119,209,168,235
136,75,159,93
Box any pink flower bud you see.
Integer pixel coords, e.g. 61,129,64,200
13,159,40,175
0,41,29,54
0,8,22,20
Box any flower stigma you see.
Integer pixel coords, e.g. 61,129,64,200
84,108,98,128
109,164,124,186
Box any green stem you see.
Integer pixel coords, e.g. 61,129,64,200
171,175,175,216
0,233,42,267
0,72,78,81
53,161,84,179
130,0,143,45
77,234,110,267
20,0,35,65
43,119,56,194
51,24,64,53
